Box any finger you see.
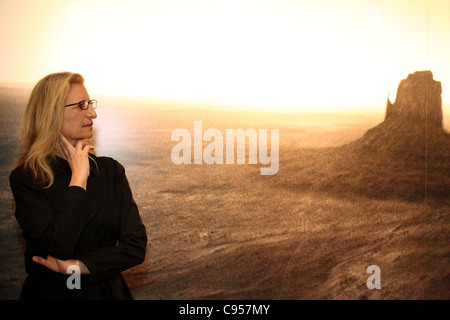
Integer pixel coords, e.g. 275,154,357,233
59,133,74,151
75,140,84,150
58,139,70,158
85,144,95,151
82,142,95,152
32,255,60,273
82,143,95,153
32,256,47,266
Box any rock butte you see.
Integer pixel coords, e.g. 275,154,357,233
385,70,443,127
286,71,450,203
351,70,450,159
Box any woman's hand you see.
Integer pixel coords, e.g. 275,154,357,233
32,255,90,274
58,134,94,190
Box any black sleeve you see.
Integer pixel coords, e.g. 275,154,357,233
76,161,147,281
9,168,97,260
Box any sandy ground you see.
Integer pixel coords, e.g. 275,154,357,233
0,89,448,299
123,149,449,300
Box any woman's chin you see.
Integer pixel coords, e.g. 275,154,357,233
77,133,94,141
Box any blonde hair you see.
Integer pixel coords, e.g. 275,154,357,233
14,71,91,187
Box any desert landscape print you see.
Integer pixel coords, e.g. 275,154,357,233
0,0,449,300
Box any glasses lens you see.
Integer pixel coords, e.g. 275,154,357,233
77,101,88,110
90,100,97,109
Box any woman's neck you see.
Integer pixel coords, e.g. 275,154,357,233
54,147,66,160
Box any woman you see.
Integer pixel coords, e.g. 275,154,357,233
9,72,147,300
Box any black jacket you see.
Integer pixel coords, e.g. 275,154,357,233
9,154,147,299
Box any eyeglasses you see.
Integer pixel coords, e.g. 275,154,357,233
64,99,97,110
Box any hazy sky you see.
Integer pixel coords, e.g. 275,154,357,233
1,0,449,113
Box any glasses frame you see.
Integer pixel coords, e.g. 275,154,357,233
64,99,97,110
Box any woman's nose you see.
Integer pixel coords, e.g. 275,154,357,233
87,105,97,119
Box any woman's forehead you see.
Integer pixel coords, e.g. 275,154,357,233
66,83,90,102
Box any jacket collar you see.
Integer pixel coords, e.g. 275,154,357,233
54,155,70,173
